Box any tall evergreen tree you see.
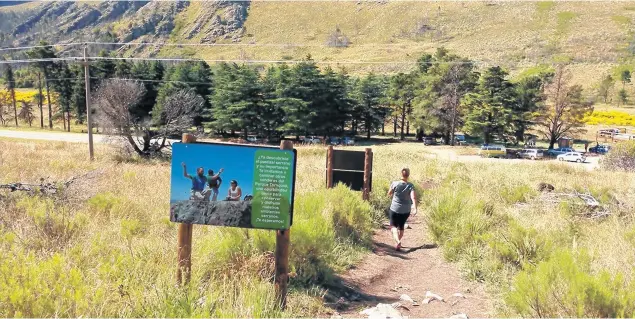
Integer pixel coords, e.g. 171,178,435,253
155,61,211,126
50,62,74,131
387,73,416,140
512,72,552,143
3,63,17,126
70,64,86,124
26,40,56,129
412,48,477,144
463,66,517,144
354,73,388,139
211,63,262,139
131,61,164,120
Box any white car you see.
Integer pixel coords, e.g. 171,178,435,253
303,136,321,144
557,152,587,163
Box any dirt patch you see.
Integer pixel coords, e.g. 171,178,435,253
326,216,492,318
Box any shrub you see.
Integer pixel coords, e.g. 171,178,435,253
601,141,635,171
489,222,555,270
16,197,87,250
500,183,536,204
325,26,350,48
506,250,635,317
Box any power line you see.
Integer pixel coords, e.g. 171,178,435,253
0,57,82,64
84,41,414,48
0,43,81,53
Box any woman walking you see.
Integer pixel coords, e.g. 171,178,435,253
388,168,417,251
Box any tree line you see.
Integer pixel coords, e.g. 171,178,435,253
1,42,594,155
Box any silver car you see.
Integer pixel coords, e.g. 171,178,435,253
519,149,544,160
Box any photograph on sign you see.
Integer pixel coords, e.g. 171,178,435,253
169,142,296,230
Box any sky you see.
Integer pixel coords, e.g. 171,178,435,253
170,142,292,202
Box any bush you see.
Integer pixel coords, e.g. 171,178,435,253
500,183,536,204
601,141,635,171
506,250,635,317
489,222,555,270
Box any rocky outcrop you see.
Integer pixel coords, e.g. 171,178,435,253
170,200,252,228
1,0,250,55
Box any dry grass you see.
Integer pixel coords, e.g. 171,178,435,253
1,137,634,316
156,1,634,87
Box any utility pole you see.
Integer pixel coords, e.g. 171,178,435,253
83,44,94,161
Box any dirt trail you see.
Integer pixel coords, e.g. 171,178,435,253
328,216,492,318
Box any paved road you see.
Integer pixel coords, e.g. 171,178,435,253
0,130,107,143
0,130,179,145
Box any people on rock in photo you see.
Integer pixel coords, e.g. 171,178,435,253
227,180,242,201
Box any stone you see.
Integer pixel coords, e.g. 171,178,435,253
399,294,414,303
360,303,402,319
170,200,252,228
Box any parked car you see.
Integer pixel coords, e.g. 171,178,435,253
479,144,506,158
557,152,587,163
341,137,355,146
518,149,544,160
423,137,437,146
328,137,341,145
303,136,321,144
454,134,466,145
246,135,261,143
589,144,611,154
546,147,575,157
599,128,620,137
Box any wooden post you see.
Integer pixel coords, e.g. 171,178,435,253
84,45,95,161
177,133,196,286
275,140,293,309
326,145,334,188
362,148,373,201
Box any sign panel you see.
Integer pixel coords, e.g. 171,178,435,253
332,150,366,171
332,170,372,191
170,142,296,230
327,149,371,192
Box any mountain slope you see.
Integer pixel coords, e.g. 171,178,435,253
1,1,633,87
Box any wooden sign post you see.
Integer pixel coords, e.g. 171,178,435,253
326,145,334,188
362,148,373,201
275,140,293,309
177,133,196,286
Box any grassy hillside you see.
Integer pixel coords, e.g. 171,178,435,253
2,1,635,88
161,1,634,87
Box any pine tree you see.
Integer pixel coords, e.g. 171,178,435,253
354,73,388,139
512,72,552,143
70,64,86,124
463,66,517,144
387,72,416,140
155,61,211,126
211,63,263,139
50,63,74,131
412,48,477,144
26,40,57,129
3,64,18,126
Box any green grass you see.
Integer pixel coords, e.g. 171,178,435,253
420,157,635,316
0,139,381,317
612,15,631,27
536,1,556,14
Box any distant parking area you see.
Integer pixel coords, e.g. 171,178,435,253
425,146,601,171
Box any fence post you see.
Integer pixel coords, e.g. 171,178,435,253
275,140,294,309
176,133,195,286
326,145,334,188
363,148,373,201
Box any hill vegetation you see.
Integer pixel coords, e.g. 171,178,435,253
2,1,635,88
